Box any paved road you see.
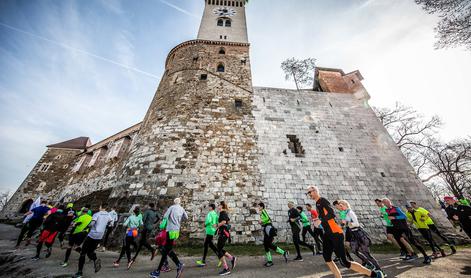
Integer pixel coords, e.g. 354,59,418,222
0,223,470,278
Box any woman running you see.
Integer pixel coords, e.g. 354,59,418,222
258,202,288,267
114,206,143,269
337,200,383,272
216,201,237,276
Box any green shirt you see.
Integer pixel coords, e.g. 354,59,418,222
124,213,143,228
73,214,92,234
300,211,310,227
339,210,348,220
205,210,219,236
260,209,271,226
380,206,393,227
416,207,434,225
406,209,429,229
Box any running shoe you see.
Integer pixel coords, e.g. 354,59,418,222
176,263,184,278
264,261,274,267
423,256,432,265
161,265,172,272
283,251,289,263
113,261,120,267
149,270,160,278
196,260,206,267
45,247,52,258
293,256,304,262
94,258,102,273
127,259,135,270
450,245,457,254
219,268,231,276
373,270,385,278
61,262,69,268
31,256,40,261
399,250,406,258
230,256,237,270
73,272,83,278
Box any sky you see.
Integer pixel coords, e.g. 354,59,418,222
0,0,470,194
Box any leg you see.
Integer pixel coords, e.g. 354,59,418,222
78,237,93,273
314,228,323,252
26,219,41,238
386,232,402,250
302,227,308,243
207,235,219,256
202,235,210,262
125,236,133,262
16,223,29,246
322,236,341,278
419,229,437,253
35,241,43,258
116,236,127,263
404,229,428,257
332,234,373,277
292,231,302,258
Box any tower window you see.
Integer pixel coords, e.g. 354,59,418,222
219,47,226,55
224,35,227,40
235,99,243,108
200,74,208,81
286,135,305,157
217,19,224,26
220,35,223,39
225,19,231,27
217,63,225,72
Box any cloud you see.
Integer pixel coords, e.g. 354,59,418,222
159,0,199,19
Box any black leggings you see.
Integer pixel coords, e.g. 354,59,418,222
133,228,155,260
292,230,314,257
322,233,351,268
78,237,100,273
202,234,218,261
393,227,427,257
263,225,278,253
217,234,229,259
157,234,180,270
350,229,381,270
302,226,323,252
117,235,137,263
16,219,42,246
428,224,454,245
418,228,441,253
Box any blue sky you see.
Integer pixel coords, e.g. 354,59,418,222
1,0,470,193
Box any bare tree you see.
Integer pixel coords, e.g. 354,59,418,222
281,58,317,90
0,191,11,212
415,0,471,50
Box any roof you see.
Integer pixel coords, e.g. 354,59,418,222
47,137,91,150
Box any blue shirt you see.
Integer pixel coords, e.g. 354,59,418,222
31,206,50,220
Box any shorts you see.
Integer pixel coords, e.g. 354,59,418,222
68,232,87,247
322,232,350,268
386,226,395,235
39,230,58,245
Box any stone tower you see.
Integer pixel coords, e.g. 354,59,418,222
110,0,262,242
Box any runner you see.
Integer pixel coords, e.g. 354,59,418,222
258,202,288,267
333,200,355,264
374,198,411,257
306,185,385,278
129,203,159,268
149,198,187,278
101,206,118,252
288,201,315,261
74,203,112,278
32,204,67,260
16,200,50,247
337,200,383,272
382,198,432,264
444,196,471,239
409,201,456,254
196,203,219,267
114,206,143,269
297,206,321,254
62,206,93,268
405,204,444,258
305,203,323,255
215,201,237,276
58,203,76,248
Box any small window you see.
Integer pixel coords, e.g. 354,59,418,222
224,35,227,40
241,59,246,65
55,155,62,160
235,99,242,108
217,63,225,72
193,56,198,62
217,19,224,26
200,74,208,80
287,135,305,157
219,48,226,55
39,163,52,172
381,172,386,177
220,35,223,39
225,19,231,27
338,147,344,152
351,79,355,84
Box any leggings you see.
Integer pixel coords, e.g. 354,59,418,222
157,234,180,270
322,233,351,268
418,228,441,253
217,234,229,259
428,224,454,245
350,229,381,270
78,237,100,273
102,225,114,247
133,228,155,260
263,225,278,253
393,227,427,257
202,234,218,262
292,229,314,257
16,219,42,246
117,235,137,263
302,226,323,252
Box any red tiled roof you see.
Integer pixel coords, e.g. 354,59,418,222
47,137,91,150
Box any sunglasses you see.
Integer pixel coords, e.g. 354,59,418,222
306,190,315,195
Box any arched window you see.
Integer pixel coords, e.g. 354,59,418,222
225,19,231,27
217,19,224,26
217,63,225,72
219,47,226,55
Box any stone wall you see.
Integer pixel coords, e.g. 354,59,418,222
252,87,453,242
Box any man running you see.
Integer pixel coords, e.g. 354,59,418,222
444,196,471,239
298,206,321,254
306,203,323,255
62,207,93,268
16,200,50,247
306,185,384,278
74,203,112,278
288,201,315,261
409,201,456,254
382,198,431,264
196,204,219,267
150,198,187,278
129,203,159,268
32,204,67,260
258,202,288,267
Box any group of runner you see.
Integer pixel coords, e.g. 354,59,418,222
13,187,471,278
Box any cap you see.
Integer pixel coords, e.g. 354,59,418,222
444,196,455,202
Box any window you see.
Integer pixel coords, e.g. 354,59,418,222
217,63,225,72
88,149,101,167
107,139,124,160
224,35,227,40
338,147,344,152
220,35,223,39
39,163,52,172
200,74,208,81
54,155,62,160
381,172,386,177
286,135,305,157
219,47,226,55
235,99,243,108
225,19,231,27
72,156,86,172
217,19,224,26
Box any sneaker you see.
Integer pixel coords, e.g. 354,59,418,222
219,268,231,276
127,259,135,270
113,261,120,267
283,251,289,263
73,272,83,278
423,256,432,265
293,256,304,262
264,261,274,267
176,263,184,278
95,258,102,273
196,260,206,267
149,270,160,278
400,250,406,258
61,262,69,268
161,265,172,272
31,256,40,261
151,249,157,261
316,251,323,255
403,255,414,261
45,247,52,258
450,245,457,254
230,256,237,270
373,270,385,278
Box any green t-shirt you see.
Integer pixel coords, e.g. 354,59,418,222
417,207,434,225
260,209,271,226
380,206,392,227
300,211,310,227
73,214,93,234
406,209,429,229
339,210,348,220
205,210,219,235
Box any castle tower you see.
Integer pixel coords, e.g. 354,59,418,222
111,0,261,242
